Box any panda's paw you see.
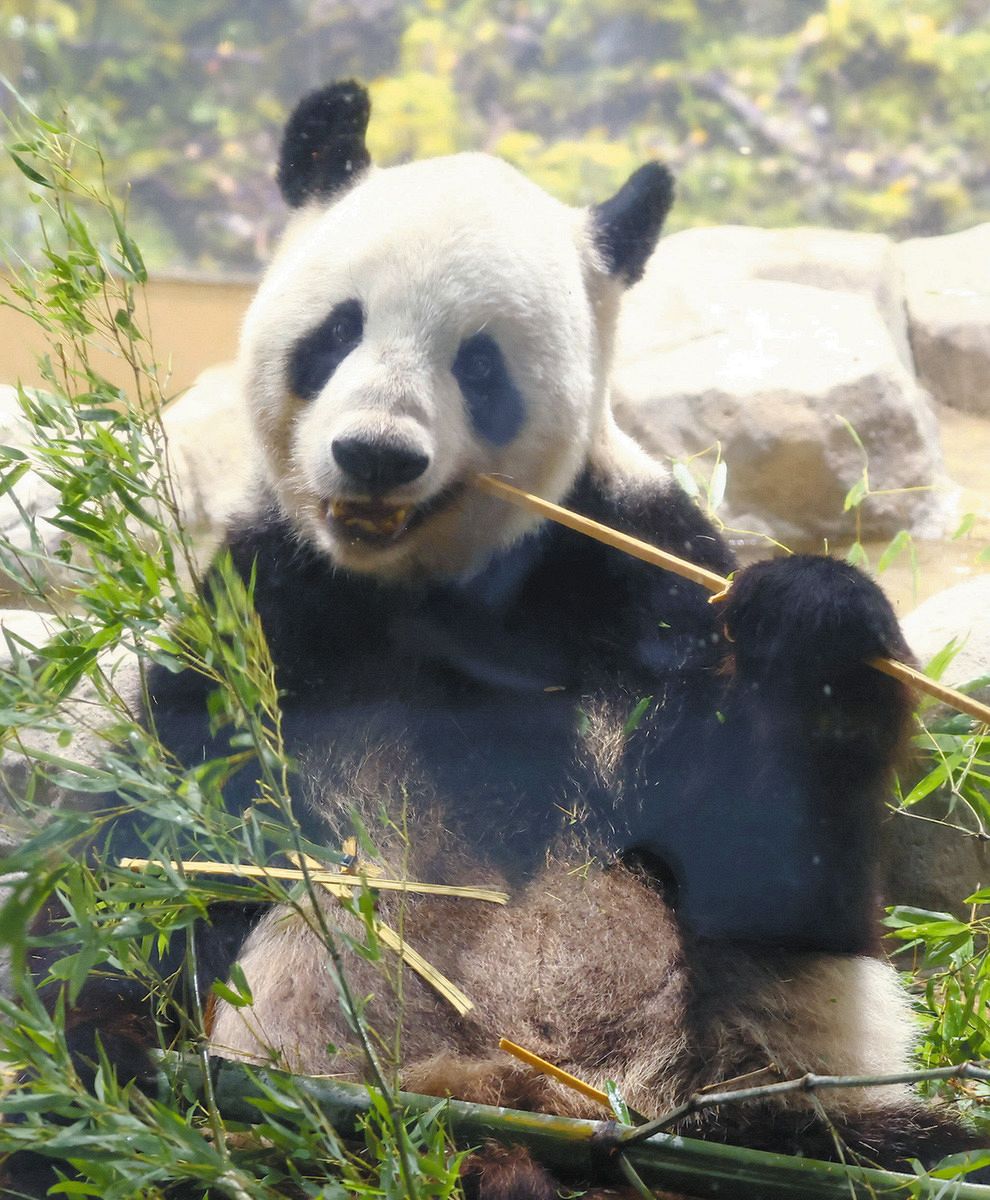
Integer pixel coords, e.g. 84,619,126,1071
721,554,911,683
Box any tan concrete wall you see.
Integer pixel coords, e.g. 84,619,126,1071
0,275,255,396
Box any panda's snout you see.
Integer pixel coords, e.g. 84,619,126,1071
331,434,430,494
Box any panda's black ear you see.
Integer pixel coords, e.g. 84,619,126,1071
591,163,674,285
277,81,372,208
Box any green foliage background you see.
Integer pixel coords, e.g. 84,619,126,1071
2,0,988,274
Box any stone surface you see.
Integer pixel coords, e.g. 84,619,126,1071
900,224,990,416
612,274,949,543
1,366,254,598
623,224,913,365
162,362,256,547
901,573,990,692
884,808,990,918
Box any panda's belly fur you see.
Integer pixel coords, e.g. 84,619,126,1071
210,855,915,1122
208,678,914,1125
281,685,683,882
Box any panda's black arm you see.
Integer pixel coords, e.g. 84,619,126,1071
8,894,265,1198
692,555,915,952
573,477,914,953
27,886,268,1092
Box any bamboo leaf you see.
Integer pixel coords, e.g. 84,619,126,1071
9,151,52,187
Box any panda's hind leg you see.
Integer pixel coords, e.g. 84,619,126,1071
685,947,988,1181
460,1145,562,1200
402,1051,599,1118
460,1144,666,1200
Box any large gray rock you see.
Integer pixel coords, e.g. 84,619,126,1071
613,272,948,543
621,225,913,365
163,363,255,548
901,574,990,708
900,224,990,416
0,367,253,598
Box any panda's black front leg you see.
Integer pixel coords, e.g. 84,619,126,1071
676,555,915,953
728,555,914,950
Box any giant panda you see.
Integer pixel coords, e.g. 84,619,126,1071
16,80,986,1198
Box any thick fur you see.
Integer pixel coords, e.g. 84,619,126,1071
18,81,986,1198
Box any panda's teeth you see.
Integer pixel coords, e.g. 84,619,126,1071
330,500,412,538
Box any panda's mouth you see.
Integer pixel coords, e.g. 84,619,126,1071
327,484,465,546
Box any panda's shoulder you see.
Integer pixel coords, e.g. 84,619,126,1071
575,438,735,578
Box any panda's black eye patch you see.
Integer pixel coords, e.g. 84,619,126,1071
452,333,525,446
289,299,364,400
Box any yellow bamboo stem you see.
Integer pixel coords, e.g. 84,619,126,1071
476,473,990,727
117,857,509,905
498,1037,611,1109
867,656,990,726
476,473,729,592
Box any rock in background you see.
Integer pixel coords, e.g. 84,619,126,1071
0,366,256,601
610,223,990,544
901,224,990,419
0,608,139,850
0,385,68,598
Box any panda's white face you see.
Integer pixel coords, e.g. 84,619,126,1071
241,154,611,580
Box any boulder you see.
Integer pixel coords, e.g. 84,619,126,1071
900,224,990,416
613,273,949,543
621,225,913,365
901,573,990,697
1,366,254,598
162,362,255,550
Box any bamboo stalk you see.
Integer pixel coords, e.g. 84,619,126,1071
475,473,990,727
116,857,508,905
170,1057,990,1200
867,655,990,724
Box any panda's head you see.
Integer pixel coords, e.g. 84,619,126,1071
241,81,673,580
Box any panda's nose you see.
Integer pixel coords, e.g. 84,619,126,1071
331,435,430,492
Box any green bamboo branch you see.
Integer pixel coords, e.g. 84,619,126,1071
169,1057,990,1200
